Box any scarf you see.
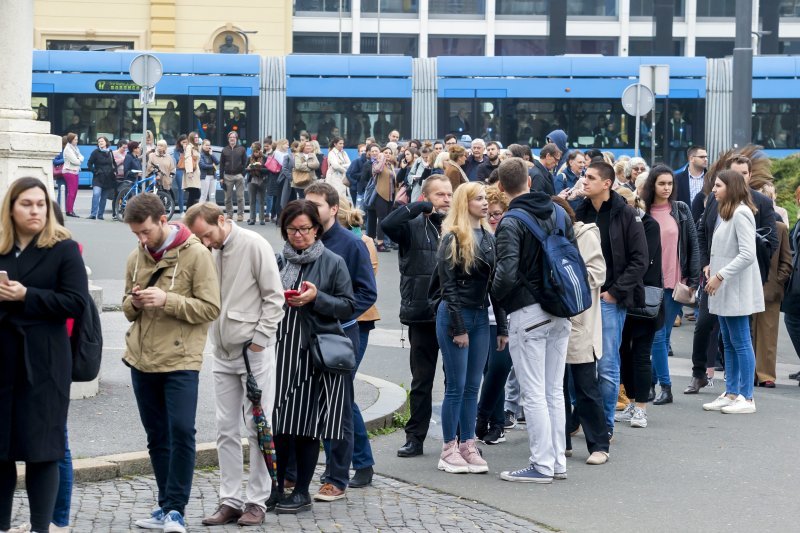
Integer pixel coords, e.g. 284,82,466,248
280,239,324,290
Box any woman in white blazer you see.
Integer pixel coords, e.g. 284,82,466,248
702,170,764,415
325,136,351,200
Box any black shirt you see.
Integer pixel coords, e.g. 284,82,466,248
585,197,614,293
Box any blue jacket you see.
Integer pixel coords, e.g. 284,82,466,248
123,152,142,181
321,221,378,325
347,154,367,192
546,129,569,169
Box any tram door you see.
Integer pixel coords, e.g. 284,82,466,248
441,98,503,145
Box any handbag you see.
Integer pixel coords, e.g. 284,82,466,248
309,332,355,375
673,280,696,305
291,169,314,188
265,154,282,174
627,285,664,319
363,176,378,209
395,184,409,206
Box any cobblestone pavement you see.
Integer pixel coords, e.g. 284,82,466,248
11,467,548,532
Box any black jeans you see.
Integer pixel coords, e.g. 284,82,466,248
784,312,800,362
322,324,359,489
0,460,59,532
477,324,512,428
691,290,722,379
564,361,610,453
620,315,656,403
405,322,440,445
367,196,392,241
275,435,320,497
130,368,199,516
184,187,201,209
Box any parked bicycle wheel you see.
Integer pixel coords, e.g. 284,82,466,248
158,190,176,220
115,183,133,222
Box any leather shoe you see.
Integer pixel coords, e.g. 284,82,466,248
201,504,242,525
265,489,284,512
397,440,423,458
313,483,346,501
647,385,656,402
789,370,800,380
276,491,313,514
653,385,673,405
759,380,776,388
349,466,373,488
684,376,709,394
237,503,265,526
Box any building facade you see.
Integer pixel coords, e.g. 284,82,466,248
293,0,800,57
33,0,293,55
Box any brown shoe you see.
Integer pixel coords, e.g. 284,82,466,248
313,483,346,502
201,504,242,525
237,214,244,222
237,503,266,526
683,376,709,394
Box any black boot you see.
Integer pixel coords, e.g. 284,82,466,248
349,466,374,488
276,491,313,514
475,414,489,441
647,385,656,402
653,385,673,405
266,489,284,512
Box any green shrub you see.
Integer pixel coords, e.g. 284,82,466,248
771,157,800,222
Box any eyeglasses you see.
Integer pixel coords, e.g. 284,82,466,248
632,166,646,172
693,155,709,159
286,226,314,236
488,212,504,220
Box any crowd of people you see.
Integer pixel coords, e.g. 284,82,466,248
3,122,800,532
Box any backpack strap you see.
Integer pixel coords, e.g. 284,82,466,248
503,206,566,242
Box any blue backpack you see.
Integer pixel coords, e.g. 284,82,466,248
503,206,592,318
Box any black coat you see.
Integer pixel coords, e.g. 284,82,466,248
639,211,666,330
529,159,556,196
0,239,88,462
88,148,116,189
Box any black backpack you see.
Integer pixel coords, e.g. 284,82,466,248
71,295,103,382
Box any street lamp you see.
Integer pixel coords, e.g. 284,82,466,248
235,29,258,54
751,30,773,55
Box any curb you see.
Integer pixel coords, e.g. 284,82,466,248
16,374,407,487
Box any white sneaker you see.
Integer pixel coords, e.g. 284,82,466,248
614,402,635,422
721,395,756,414
49,524,71,532
630,406,648,428
703,393,735,411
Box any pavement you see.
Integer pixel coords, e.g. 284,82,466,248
10,191,800,532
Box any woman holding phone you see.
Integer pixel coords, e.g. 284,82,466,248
0,178,88,533
271,200,354,514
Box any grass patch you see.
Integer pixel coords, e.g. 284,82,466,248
367,386,410,439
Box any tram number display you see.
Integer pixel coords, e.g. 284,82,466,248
95,80,140,92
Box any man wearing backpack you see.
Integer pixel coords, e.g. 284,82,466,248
574,161,648,437
492,157,576,484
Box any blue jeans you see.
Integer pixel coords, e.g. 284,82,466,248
718,315,756,400
130,368,199,515
172,170,185,213
90,185,112,218
651,289,683,386
598,300,627,432
52,428,72,527
477,324,512,428
436,305,490,442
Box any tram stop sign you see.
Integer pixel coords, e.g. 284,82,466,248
621,83,655,117
130,54,163,104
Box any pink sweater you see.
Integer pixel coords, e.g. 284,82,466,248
650,202,681,289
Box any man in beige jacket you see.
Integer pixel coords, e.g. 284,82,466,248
185,202,284,527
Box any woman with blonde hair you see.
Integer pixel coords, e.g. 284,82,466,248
0,178,88,533
181,132,202,208
435,182,506,474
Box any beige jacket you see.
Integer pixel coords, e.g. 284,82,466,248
182,145,201,189
566,222,606,364
358,235,380,322
123,229,221,372
209,222,285,358
146,150,177,190
292,153,320,189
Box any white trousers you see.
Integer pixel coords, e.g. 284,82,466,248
200,176,217,203
213,345,276,511
508,303,570,477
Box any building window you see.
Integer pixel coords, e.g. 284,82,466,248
780,0,800,16
567,0,617,16
566,39,618,55
46,40,133,51
361,0,419,14
429,36,485,57
780,39,800,53
294,0,351,14
429,0,486,17
695,39,735,58
696,0,736,17
630,0,684,17
293,32,352,54
628,38,684,56
360,34,419,56
496,0,547,16
495,37,548,56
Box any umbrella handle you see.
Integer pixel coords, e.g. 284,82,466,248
241,343,254,375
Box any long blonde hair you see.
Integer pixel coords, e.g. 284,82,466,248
0,177,71,254
441,182,489,273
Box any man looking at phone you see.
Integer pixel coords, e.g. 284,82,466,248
122,194,220,533
304,182,378,500
183,202,284,526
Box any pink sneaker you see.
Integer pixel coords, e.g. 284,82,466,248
459,439,489,473
438,440,469,473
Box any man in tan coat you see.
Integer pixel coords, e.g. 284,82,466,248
122,193,220,533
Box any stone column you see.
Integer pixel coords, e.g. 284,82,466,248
0,0,61,198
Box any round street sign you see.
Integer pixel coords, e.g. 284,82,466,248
621,83,655,117
129,54,163,88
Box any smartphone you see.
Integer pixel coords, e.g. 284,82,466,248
0,271,8,284
284,289,301,300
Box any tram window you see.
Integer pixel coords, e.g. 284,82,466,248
222,99,249,146
31,96,49,122
504,101,563,148
289,99,410,147
571,101,628,149
191,99,217,145
147,99,182,145
752,101,796,149
55,95,136,145
445,101,474,139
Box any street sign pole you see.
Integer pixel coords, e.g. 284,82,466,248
622,83,655,160
130,54,163,172
635,84,641,157
640,64,670,166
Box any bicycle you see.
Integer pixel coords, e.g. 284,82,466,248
115,168,176,222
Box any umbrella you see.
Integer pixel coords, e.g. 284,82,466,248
242,344,278,491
